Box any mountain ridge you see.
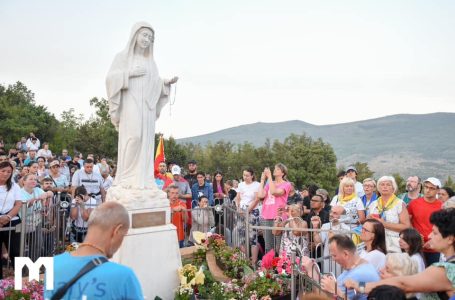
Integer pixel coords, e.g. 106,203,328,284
177,113,455,180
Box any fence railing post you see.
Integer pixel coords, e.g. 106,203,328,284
291,243,296,300
244,209,250,261
19,203,27,257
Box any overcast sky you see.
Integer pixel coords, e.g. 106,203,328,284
1,0,454,139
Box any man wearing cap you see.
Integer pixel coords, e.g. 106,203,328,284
171,165,192,243
407,177,443,265
345,166,365,198
171,165,192,206
184,159,198,189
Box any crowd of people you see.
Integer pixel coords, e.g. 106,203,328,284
1,135,455,299
162,161,455,299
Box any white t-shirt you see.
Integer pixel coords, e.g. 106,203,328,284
411,253,425,273
355,181,365,198
72,169,103,203
102,175,114,191
0,183,22,221
237,181,260,209
37,149,53,160
330,195,365,224
359,249,386,273
71,197,98,228
320,222,352,275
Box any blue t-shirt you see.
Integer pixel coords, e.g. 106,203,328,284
337,263,380,300
44,252,143,300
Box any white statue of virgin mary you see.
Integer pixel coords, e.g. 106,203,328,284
106,22,178,190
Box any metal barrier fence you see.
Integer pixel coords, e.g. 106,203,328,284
1,193,69,277
173,202,357,299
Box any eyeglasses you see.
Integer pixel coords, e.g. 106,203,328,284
363,184,375,188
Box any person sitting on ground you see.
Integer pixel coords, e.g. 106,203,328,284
359,218,387,273
345,208,455,300
45,201,143,300
301,234,380,300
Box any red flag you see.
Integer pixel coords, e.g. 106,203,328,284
154,135,165,177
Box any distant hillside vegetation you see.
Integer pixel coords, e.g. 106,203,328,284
177,113,455,180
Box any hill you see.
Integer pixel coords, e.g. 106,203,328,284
177,113,455,180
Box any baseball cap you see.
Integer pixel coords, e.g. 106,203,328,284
345,166,357,173
171,165,181,175
187,159,197,165
424,177,441,188
49,160,60,167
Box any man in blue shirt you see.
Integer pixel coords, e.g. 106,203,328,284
45,202,143,300
302,234,380,300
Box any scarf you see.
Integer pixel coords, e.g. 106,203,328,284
338,193,357,205
376,194,400,218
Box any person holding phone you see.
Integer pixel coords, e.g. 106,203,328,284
70,185,98,243
258,163,291,253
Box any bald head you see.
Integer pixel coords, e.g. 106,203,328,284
87,202,130,231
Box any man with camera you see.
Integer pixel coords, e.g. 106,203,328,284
70,185,98,243
71,158,105,204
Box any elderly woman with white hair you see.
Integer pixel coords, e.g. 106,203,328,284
369,176,411,253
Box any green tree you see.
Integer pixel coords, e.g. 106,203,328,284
392,173,406,195
270,134,338,193
444,176,455,190
73,97,118,159
0,82,59,147
353,162,375,183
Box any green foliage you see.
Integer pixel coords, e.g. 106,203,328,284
393,173,406,194
444,176,455,190
0,82,59,146
352,162,375,183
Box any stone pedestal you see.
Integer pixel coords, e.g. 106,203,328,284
107,185,181,300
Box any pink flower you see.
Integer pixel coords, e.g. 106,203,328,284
261,249,275,270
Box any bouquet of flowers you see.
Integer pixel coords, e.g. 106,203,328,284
0,278,44,300
175,264,205,300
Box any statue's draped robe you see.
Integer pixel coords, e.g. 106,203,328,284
106,22,169,189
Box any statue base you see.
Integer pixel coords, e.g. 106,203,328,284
107,185,181,299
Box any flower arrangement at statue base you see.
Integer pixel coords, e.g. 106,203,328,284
175,264,205,300
206,233,251,279
203,235,292,299
0,278,44,300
